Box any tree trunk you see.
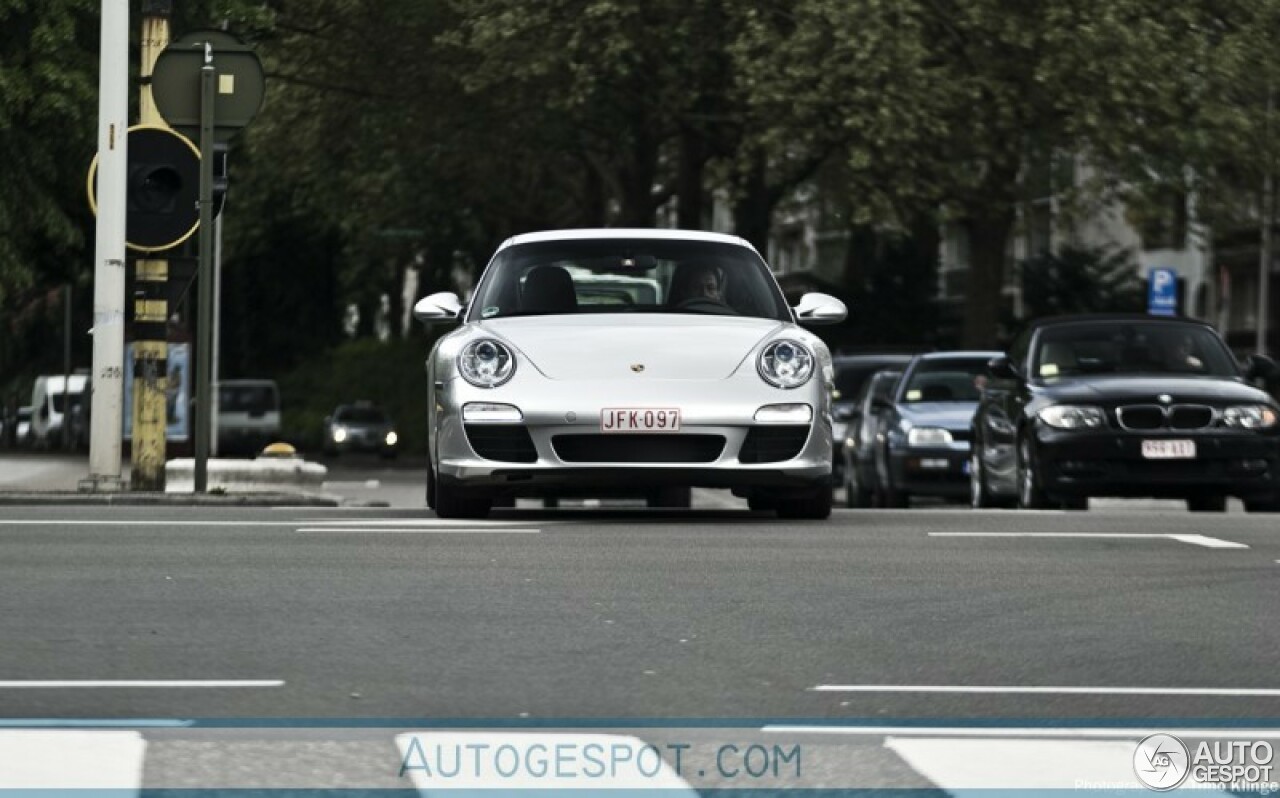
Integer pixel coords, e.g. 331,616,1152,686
676,128,706,230
732,152,772,253
581,161,607,228
618,124,659,227
963,208,1016,349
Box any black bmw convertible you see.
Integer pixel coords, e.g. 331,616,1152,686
970,314,1280,512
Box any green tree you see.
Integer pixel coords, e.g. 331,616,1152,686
734,0,1247,346
1019,245,1144,319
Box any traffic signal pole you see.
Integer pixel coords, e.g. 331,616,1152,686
131,0,172,491
194,51,217,492
83,0,129,492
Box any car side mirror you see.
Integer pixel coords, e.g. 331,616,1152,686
413,292,464,324
833,405,856,422
1245,354,1279,381
871,397,893,412
792,292,848,325
988,355,1019,381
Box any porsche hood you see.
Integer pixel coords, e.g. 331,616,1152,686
475,315,787,380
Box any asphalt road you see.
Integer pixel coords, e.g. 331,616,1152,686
3,453,1279,790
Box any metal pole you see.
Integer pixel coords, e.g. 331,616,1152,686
211,211,222,457
1259,170,1273,357
62,284,71,451
84,0,129,491
194,53,216,492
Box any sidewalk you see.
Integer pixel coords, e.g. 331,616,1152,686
0,452,352,506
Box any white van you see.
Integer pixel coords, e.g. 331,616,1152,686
30,374,89,449
216,379,282,454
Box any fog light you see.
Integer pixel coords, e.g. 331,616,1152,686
754,403,812,423
463,403,523,423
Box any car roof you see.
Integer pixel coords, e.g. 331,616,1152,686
1026,313,1216,330
497,228,757,253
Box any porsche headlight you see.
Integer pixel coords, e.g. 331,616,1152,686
757,339,814,389
458,338,516,388
1038,404,1106,430
1222,405,1279,429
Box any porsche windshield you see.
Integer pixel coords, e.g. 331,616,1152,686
467,239,792,322
1033,321,1239,379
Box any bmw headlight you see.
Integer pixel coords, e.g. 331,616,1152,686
458,338,516,388
1222,405,1279,429
907,426,953,446
1038,405,1106,430
758,340,815,389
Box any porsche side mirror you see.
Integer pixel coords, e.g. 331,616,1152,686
988,356,1019,380
413,292,463,324
1245,353,1279,381
793,292,847,325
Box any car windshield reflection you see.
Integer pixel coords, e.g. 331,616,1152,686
1034,321,1238,379
468,239,792,322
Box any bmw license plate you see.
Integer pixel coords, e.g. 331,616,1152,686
601,408,681,432
1141,439,1196,459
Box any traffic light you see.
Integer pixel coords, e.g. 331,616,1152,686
87,124,201,253
124,126,200,252
212,141,229,217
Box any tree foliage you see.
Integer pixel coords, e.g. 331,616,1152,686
7,0,1280,385
1020,245,1144,319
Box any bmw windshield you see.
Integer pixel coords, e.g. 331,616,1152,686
1033,321,1239,380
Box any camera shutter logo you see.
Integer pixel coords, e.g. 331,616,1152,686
1134,733,1190,791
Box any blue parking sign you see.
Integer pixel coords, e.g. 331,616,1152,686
1148,267,1178,316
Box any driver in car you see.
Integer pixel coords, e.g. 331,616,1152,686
672,263,726,305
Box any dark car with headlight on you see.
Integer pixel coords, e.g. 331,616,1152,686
871,351,1001,507
323,402,399,458
970,314,1280,512
412,228,847,520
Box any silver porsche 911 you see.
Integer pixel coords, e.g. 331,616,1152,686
412,229,848,519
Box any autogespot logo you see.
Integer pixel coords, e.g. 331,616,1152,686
1134,733,1191,791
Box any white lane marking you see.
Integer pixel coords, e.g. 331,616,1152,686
811,684,1280,696
0,518,532,528
395,732,698,794
302,518,533,526
323,479,381,489
765,725,1280,738
0,680,284,688
884,737,1175,791
929,532,1249,549
296,528,540,534
0,730,145,788
1168,534,1250,549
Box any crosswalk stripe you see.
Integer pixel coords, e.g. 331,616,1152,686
0,730,145,789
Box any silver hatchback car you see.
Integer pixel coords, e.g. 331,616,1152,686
413,229,848,519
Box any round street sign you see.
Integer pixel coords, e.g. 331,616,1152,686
152,33,265,143
87,125,202,252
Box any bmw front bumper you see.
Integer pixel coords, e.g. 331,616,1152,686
1032,425,1280,500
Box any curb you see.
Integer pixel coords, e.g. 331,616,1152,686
0,491,387,507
